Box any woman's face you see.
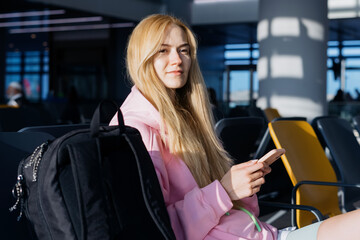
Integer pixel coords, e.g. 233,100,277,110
153,24,191,90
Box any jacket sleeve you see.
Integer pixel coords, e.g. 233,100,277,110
129,120,234,240
239,194,260,217
167,180,233,240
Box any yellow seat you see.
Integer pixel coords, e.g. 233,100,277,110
0,104,18,108
268,120,342,228
264,108,281,122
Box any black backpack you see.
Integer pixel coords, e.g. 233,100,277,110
10,101,176,240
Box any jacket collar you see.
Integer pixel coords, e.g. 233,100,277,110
121,86,162,131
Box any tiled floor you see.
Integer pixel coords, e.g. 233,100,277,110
259,209,292,229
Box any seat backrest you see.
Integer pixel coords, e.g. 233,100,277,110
311,116,332,149
19,124,90,138
255,117,307,200
314,116,360,211
264,108,281,122
0,132,54,239
353,115,360,134
269,120,342,228
215,117,264,164
0,105,55,131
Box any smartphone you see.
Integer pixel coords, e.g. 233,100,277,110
257,148,285,165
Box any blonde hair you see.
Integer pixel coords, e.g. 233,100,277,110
127,14,233,187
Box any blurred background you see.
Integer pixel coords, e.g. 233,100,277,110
1,0,360,123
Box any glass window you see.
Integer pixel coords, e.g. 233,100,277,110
342,40,360,46
225,60,251,65
253,71,259,99
24,56,40,64
4,50,49,101
225,50,251,59
327,59,333,68
229,70,251,106
328,41,339,47
345,70,360,99
25,51,40,56
43,55,49,64
6,57,21,65
6,52,21,58
42,74,49,99
224,43,258,108
328,47,339,57
25,65,40,72
327,70,340,101
6,65,21,72
346,58,360,67
342,47,360,56
252,49,259,59
5,74,21,86
225,44,251,49
23,74,40,100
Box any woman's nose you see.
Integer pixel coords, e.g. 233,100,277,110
169,50,182,65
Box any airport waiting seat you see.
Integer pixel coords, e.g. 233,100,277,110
310,116,338,150
248,105,268,121
0,104,55,131
268,120,352,228
18,100,117,138
1,131,55,239
19,123,90,138
264,108,281,122
312,116,360,211
215,117,264,164
353,115,360,134
255,117,306,202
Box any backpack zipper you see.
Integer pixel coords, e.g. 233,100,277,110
9,141,49,221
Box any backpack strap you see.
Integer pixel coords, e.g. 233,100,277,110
124,132,176,240
90,100,124,137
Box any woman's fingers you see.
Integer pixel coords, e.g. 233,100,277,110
249,169,264,182
234,160,265,173
251,175,265,188
261,163,272,175
232,160,257,170
251,186,261,194
221,160,269,200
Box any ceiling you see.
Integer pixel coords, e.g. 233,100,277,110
2,0,360,46
193,18,360,46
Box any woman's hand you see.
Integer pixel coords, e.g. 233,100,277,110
262,162,272,176
220,160,270,201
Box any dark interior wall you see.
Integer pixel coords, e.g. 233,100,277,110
49,27,133,104
50,32,107,99
197,45,225,103
108,27,133,104
0,0,135,105
0,29,6,103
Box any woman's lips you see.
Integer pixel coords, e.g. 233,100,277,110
167,70,183,75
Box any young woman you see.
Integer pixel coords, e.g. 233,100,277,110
110,14,360,240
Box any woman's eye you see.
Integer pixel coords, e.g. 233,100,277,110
180,48,189,54
159,49,167,53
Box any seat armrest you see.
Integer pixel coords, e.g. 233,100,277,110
291,180,360,227
258,200,325,228
292,180,360,205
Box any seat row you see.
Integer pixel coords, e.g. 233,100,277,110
2,111,360,237
215,114,360,228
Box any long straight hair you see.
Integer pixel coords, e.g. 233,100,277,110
126,14,233,188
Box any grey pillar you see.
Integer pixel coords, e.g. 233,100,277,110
257,0,328,121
